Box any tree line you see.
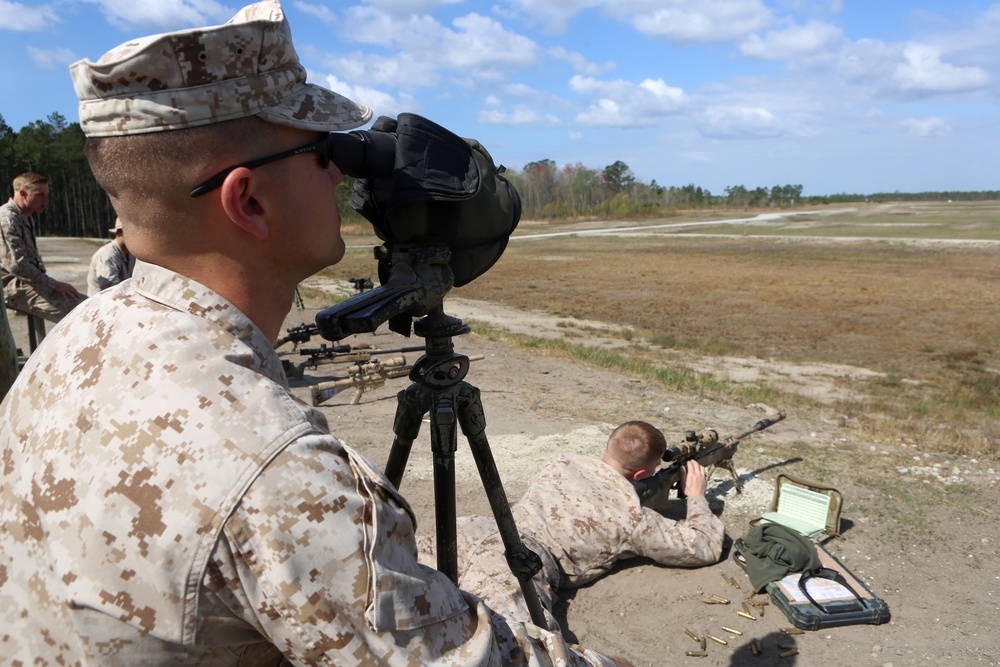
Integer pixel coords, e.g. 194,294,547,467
0,113,116,238
502,159,999,218
2,114,997,237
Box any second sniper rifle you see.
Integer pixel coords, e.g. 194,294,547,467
310,354,486,406
634,410,786,512
276,322,320,350
282,341,427,380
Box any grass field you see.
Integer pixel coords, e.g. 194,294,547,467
668,201,1000,240
314,201,1000,458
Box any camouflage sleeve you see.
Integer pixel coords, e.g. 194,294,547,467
628,496,725,567
87,244,121,295
208,435,617,667
0,208,53,290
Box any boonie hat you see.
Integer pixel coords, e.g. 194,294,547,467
70,0,371,137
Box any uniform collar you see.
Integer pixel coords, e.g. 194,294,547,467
129,260,287,386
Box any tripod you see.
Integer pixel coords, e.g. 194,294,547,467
382,303,551,630
314,245,547,627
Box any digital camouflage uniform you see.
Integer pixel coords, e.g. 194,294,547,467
87,237,136,295
422,455,726,627
0,262,617,666
0,287,17,399
0,198,86,322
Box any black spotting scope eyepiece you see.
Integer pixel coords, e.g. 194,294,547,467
326,130,398,178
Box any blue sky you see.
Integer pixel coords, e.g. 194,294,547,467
2,0,998,196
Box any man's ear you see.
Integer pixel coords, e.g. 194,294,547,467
219,167,269,240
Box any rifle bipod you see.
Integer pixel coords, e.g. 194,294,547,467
382,304,551,631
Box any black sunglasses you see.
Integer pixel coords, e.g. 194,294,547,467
189,134,333,198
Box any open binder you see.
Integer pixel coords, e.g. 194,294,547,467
757,474,843,540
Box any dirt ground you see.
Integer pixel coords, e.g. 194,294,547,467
16,235,1000,667
278,304,999,667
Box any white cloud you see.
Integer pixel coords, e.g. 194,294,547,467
318,7,544,99
478,105,560,126
505,0,772,41
836,38,899,84
570,75,687,126
494,82,570,113
0,1,58,31
778,0,842,14
27,46,78,69
740,20,844,61
504,0,605,34
503,83,538,98
547,46,615,76
293,1,337,24
447,13,539,68
321,52,440,89
893,44,990,95
320,73,416,119
903,4,1000,66
610,0,773,43
89,0,232,30
683,151,715,164
901,117,952,138
694,105,785,138
356,0,462,14
344,7,540,71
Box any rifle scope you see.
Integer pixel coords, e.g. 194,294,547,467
662,429,719,462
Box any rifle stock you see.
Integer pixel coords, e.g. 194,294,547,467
634,411,785,513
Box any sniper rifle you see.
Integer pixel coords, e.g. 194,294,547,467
634,410,786,513
275,322,320,350
299,343,425,367
282,343,374,381
283,343,425,380
311,354,485,406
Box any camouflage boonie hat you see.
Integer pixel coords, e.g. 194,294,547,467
70,0,371,137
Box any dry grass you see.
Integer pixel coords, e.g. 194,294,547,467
315,203,1000,458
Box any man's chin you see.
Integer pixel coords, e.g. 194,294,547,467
328,239,346,267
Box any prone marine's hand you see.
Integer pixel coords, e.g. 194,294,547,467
682,459,708,498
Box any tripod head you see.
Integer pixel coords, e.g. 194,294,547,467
316,244,459,341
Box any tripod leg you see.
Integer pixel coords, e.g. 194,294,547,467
384,380,464,584
429,392,460,583
456,384,551,631
384,385,428,490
